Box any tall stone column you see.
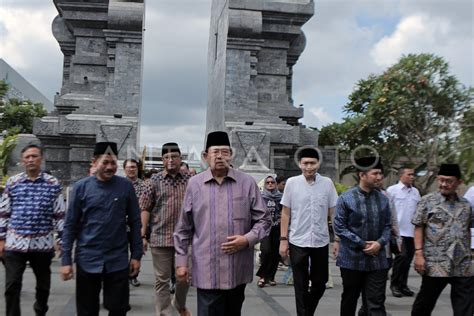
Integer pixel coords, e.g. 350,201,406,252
207,0,323,180
34,0,145,186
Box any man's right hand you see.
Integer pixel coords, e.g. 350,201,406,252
0,240,5,259
414,252,425,275
60,265,74,281
176,266,189,283
279,240,289,260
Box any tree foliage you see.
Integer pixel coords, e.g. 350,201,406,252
319,54,473,193
458,106,474,184
0,80,47,137
0,134,18,184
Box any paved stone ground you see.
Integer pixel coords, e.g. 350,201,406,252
0,251,454,316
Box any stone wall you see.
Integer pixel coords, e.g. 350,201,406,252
33,0,144,186
207,0,337,181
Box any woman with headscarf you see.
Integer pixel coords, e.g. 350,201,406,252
256,175,283,287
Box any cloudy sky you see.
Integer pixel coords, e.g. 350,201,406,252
0,0,472,151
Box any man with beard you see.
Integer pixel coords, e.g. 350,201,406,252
334,157,391,316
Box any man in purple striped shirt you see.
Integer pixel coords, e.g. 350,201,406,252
174,131,271,316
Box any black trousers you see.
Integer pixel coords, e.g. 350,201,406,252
411,275,474,316
256,225,280,281
340,268,388,316
289,243,329,316
76,265,130,316
4,251,53,316
390,236,414,289
196,284,246,316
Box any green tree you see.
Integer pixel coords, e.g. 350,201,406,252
0,80,47,137
0,134,18,185
0,80,8,105
457,106,474,184
319,54,473,193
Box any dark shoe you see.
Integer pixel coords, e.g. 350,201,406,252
257,278,266,288
390,286,403,298
130,277,140,287
400,287,415,296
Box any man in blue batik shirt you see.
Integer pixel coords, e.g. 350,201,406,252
0,144,65,316
334,156,391,316
60,142,143,316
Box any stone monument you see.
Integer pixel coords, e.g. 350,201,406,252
33,0,144,186
206,0,331,180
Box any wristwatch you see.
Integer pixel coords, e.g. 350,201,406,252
279,236,288,241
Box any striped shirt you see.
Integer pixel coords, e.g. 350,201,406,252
334,186,391,271
174,168,271,290
140,170,191,247
0,172,65,252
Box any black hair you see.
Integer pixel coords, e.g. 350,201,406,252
21,144,43,156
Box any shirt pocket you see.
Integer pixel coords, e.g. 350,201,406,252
232,196,250,234
232,196,249,220
110,196,127,222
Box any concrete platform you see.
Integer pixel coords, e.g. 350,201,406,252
0,251,454,315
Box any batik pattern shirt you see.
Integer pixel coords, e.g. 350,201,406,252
262,197,281,227
140,171,191,247
334,186,391,271
0,172,65,252
132,178,146,199
412,192,472,277
174,168,271,290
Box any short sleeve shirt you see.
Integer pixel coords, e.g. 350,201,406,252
412,192,472,277
386,182,420,237
281,174,338,248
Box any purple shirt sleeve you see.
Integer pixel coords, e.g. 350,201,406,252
244,180,271,247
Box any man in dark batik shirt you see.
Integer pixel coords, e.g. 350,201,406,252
411,163,473,316
334,157,391,316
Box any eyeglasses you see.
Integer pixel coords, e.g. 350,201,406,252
438,178,457,185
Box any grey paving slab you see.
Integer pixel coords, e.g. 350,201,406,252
0,252,453,315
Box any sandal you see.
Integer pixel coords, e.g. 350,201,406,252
257,278,265,288
269,280,276,286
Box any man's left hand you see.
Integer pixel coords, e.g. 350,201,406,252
363,241,381,256
55,241,61,257
221,235,249,254
129,259,141,277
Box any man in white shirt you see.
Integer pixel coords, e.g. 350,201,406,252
464,186,474,208
387,167,420,297
279,148,338,316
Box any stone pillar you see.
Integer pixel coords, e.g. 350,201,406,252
207,0,330,181
34,0,144,186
